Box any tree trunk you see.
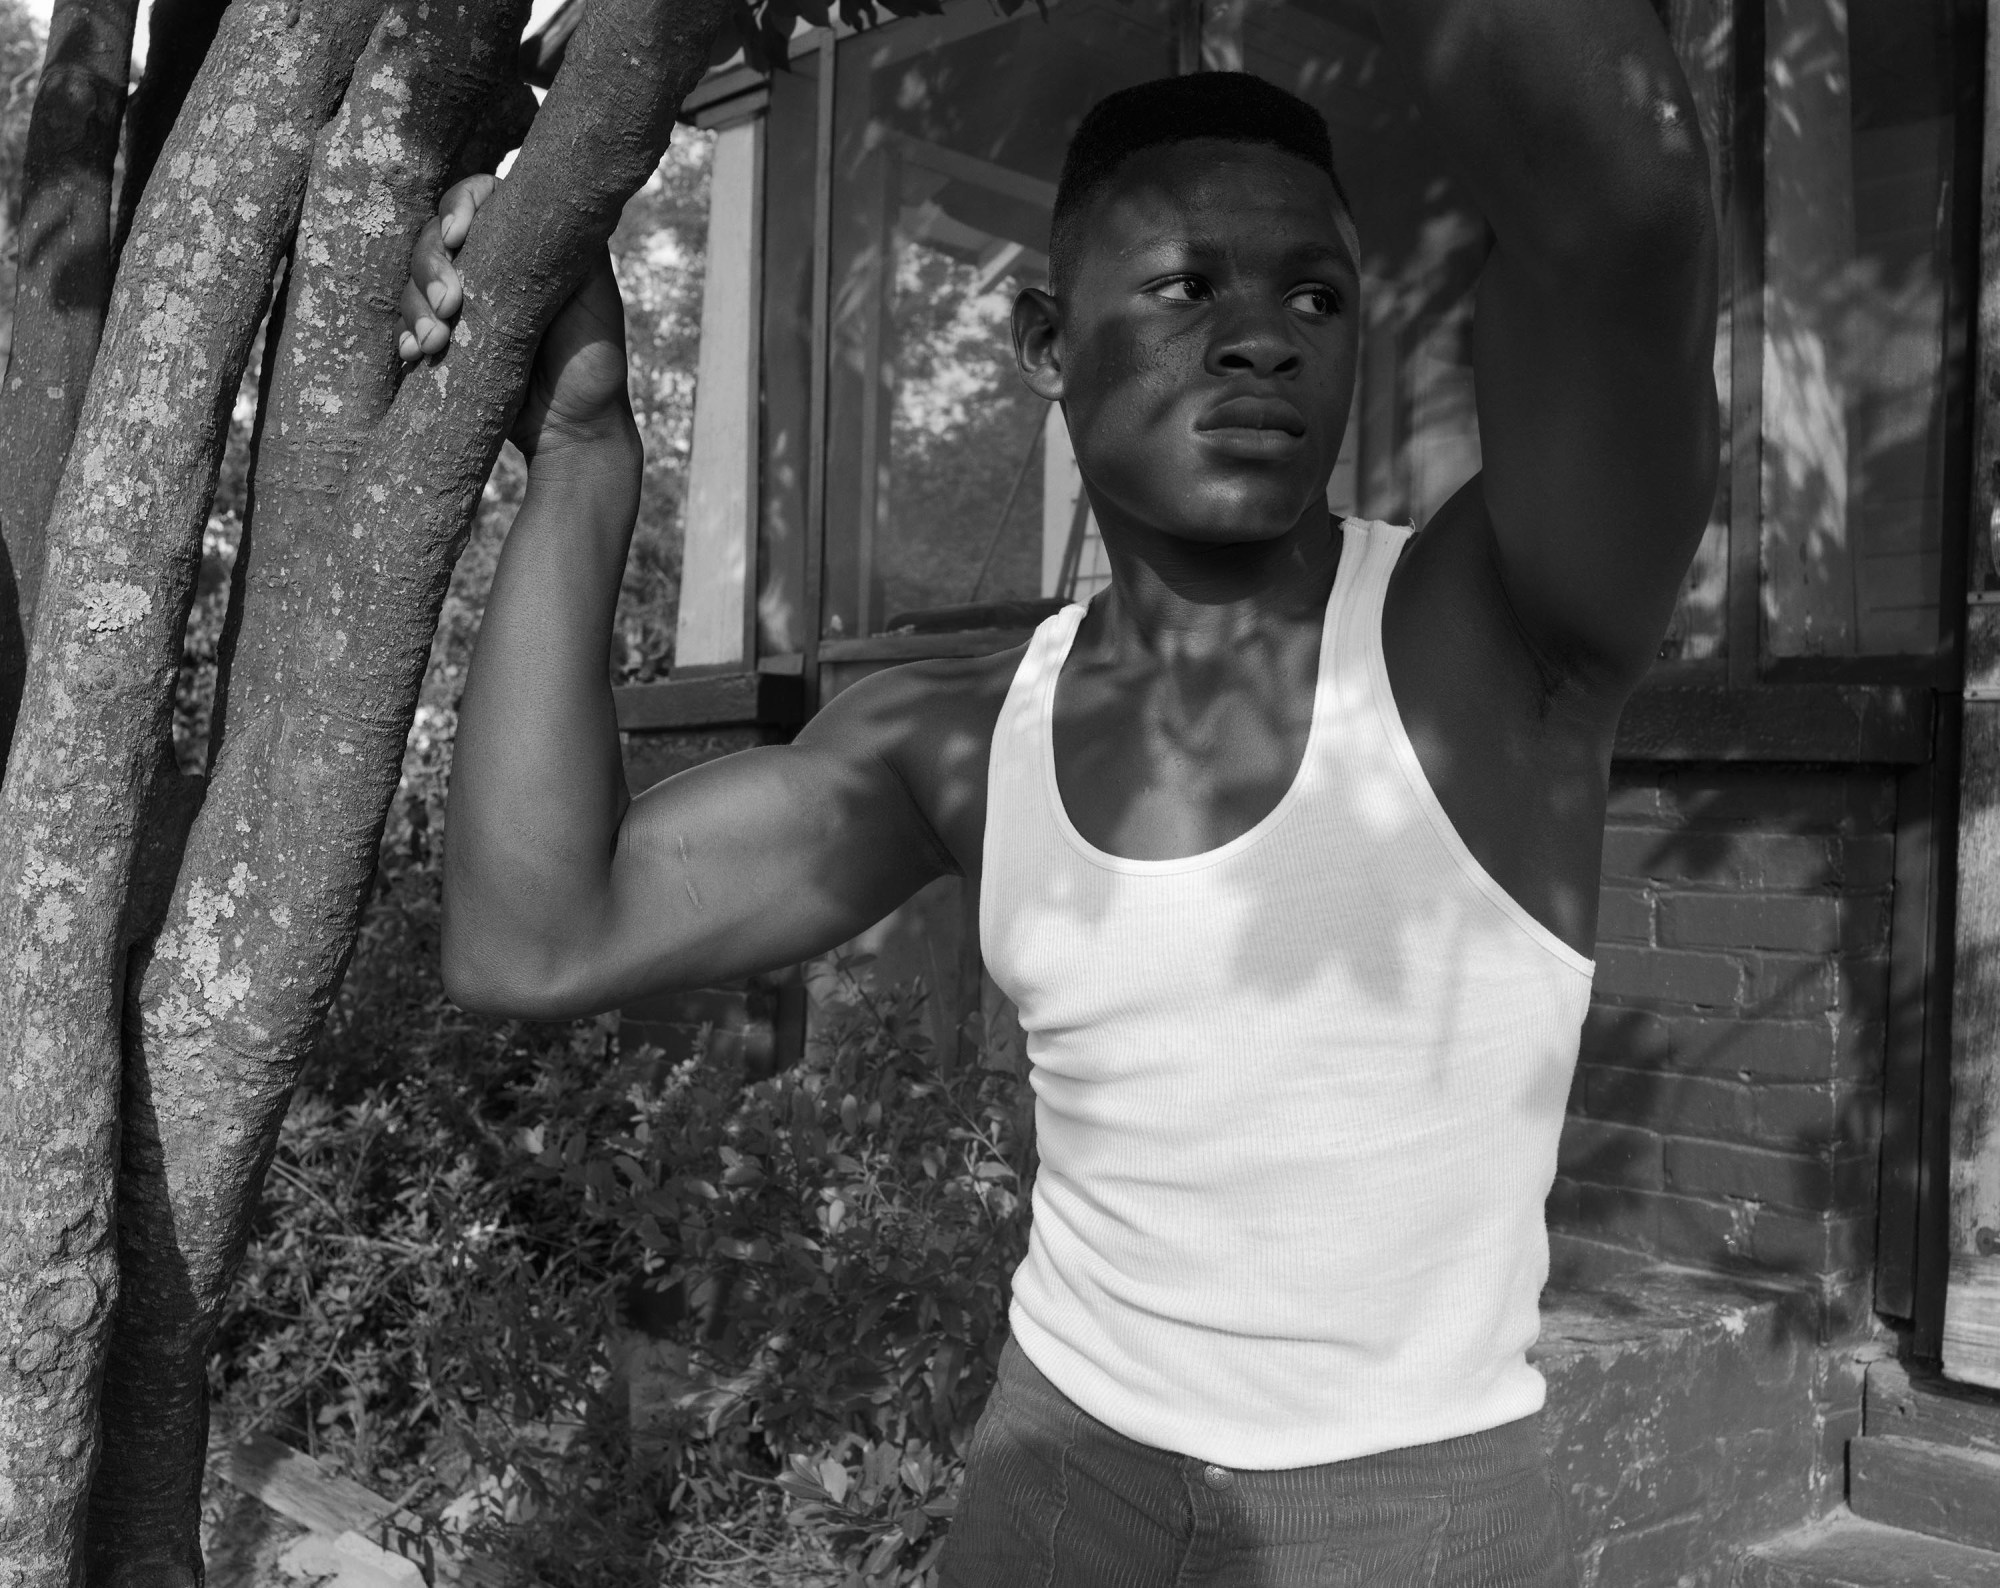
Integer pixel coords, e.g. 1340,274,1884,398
85,4,525,1575
85,0,733,1571
0,0,378,1578
108,0,233,264
0,0,141,764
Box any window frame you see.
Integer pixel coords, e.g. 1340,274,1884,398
609,0,1977,763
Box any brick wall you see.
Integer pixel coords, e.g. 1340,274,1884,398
1549,765,1897,1302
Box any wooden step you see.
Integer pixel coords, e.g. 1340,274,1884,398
1848,1434,2000,1553
1865,1358,2000,1456
1736,1512,2000,1587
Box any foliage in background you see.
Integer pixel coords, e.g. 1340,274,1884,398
879,247,1047,622
161,86,1027,1588
608,127,713,685
210,794,1034,1585
0,0,41,364
199,344,1033,1575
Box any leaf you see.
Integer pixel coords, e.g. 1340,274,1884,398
863,1530,904,1577
818,1456,852,1504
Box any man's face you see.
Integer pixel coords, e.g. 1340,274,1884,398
1016,137,1360,549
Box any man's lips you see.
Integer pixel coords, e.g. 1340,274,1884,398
1194,396,1308,458
1195,397,1307,436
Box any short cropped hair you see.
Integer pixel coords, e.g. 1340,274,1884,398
1048,73,1351,295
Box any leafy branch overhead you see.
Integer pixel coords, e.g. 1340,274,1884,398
525,0,1044,82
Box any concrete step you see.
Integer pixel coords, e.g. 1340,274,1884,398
1735,1512,2000,1587
1847,1433,2000,1554
1533,1266,1838,1587
1865,1358,2000,1456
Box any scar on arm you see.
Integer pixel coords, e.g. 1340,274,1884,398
677,833,702,911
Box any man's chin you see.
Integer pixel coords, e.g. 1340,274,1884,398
1160,494,1331,549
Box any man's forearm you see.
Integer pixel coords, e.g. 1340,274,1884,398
1370,0,1713,271
441,423,642,1012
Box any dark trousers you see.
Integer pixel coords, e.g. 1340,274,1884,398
939,1337,1578,1588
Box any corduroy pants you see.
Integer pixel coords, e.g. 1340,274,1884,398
938,1337,1578,1588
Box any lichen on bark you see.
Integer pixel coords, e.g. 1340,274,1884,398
86,3,526,1575
0,0,378,1578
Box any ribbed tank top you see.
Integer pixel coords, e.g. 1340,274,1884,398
979,517,1595,1470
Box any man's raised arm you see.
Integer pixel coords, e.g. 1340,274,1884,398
413,181,951,1020
1374,0,1721,687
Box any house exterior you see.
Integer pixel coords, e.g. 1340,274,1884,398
606,0,2000,1578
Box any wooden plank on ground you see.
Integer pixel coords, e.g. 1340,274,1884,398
218,1432,387,1537
213,1433,525,1588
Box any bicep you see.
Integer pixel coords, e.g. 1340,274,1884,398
1471,223,1720,685
573,728,946,1011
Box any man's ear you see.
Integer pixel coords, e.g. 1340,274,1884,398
1012,288,1064,401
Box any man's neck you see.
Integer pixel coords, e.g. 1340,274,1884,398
1081,502,1342,665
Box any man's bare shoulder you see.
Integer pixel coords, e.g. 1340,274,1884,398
799,642,1029,875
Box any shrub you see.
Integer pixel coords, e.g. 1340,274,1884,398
212,799,1033,1587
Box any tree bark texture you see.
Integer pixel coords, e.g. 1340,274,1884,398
88,3,736,1548
85,5,526,1576
0,0,141,765
0,0,380,1578
108,0,232,264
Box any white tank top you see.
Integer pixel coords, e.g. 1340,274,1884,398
979,517,1595,1470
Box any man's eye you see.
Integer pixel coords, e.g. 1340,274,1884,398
1286,285,1340,317
1154,277,1210,302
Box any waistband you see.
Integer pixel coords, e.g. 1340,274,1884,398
995,1333,1550,1491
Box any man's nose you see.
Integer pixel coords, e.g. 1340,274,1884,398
1207,311,1301,380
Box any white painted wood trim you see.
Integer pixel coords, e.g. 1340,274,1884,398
1942,0,2000,1388
674,116,765,672
1945,1256,2000,1391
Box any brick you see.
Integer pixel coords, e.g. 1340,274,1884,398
1603,778,1668,822
1841,951,1892,1027
1593,945,1742,1008
1580,1005,1672,1067
1753,1083,1881,1156
1552,1179,1658,1251
1663,1137,1842,1211
1664,828,1832,892
1594,885,1654,944
1740,953,1842,1017
1832,1017,1889,1083
1657,1014,1835,1080
1746,1208,1874,1278
1655,767,1897,836
1839,892,1894,955
1582,1007,1881,1084
1656,892,1841,953
1557,1119,1664,1189
1654,1188,1753,1267
1582,1065,1749,1139
1840,832,1896,889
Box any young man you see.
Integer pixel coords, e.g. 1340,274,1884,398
405,1,1716,1579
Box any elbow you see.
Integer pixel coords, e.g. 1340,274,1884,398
439,915,594,1022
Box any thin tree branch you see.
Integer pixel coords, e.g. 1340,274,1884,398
108,0,232,264
0,0,141,768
